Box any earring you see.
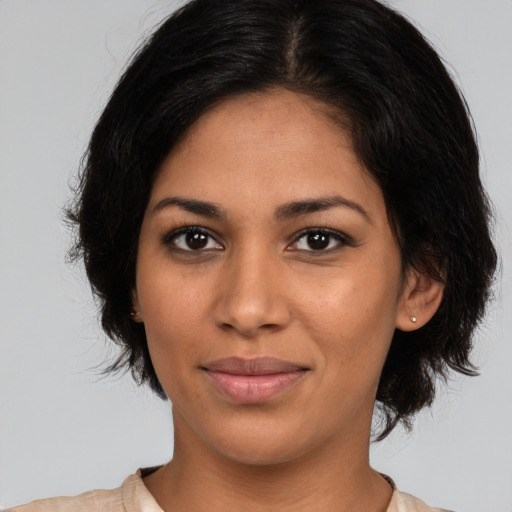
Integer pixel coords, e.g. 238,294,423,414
410,316,417,323
130,310,140,319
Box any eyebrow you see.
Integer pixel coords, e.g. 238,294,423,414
152,197,227,219
151,195,371,223
274,196,372,223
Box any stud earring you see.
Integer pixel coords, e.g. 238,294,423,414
130,310,140,319
410,316,417,323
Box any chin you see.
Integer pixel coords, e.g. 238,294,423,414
204,421,315,467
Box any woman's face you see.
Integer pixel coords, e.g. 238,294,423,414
133,89,413,465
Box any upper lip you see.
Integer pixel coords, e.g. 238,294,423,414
202,357,308,376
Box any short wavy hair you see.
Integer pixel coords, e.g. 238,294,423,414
68,0,497,439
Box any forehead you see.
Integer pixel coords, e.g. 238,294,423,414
149,89,385,223
177,89,352,163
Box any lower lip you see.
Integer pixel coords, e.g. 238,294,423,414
205,370,307,403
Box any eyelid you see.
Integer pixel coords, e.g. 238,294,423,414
162,226,224,251
287,227,353,252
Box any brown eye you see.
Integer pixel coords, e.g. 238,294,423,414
289,229,349,253
306,233,330,250
165,228,223,252
186,230,208,250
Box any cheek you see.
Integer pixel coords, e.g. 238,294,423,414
138,253,209,327
294,261,401,365
135,264,209,380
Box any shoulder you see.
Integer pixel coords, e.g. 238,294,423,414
388,489,454,512
7,487,123,512
7,472,162,512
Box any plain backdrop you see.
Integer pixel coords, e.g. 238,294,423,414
1,1,511,510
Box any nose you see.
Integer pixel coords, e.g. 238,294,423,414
212,246,292,338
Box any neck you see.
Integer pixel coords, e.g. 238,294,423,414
143,412,392,512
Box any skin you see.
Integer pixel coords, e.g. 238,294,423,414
132,89,443,512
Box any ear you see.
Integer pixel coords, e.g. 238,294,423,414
130,288,144,323
396,269,444,332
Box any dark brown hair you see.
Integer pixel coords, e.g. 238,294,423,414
68,0,497,439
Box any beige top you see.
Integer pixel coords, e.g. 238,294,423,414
9,470,450,512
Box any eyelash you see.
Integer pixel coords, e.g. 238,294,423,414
289,227,353,253
162,227,222,252
162,226,353,254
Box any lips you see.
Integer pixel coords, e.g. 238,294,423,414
202,357,309,403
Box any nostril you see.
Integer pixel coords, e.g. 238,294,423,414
217,318,286,338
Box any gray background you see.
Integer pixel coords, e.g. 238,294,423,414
0,1,511,510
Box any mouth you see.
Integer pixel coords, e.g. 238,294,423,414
201,357,309,404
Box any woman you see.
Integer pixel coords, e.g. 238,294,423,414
10,0,497,511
